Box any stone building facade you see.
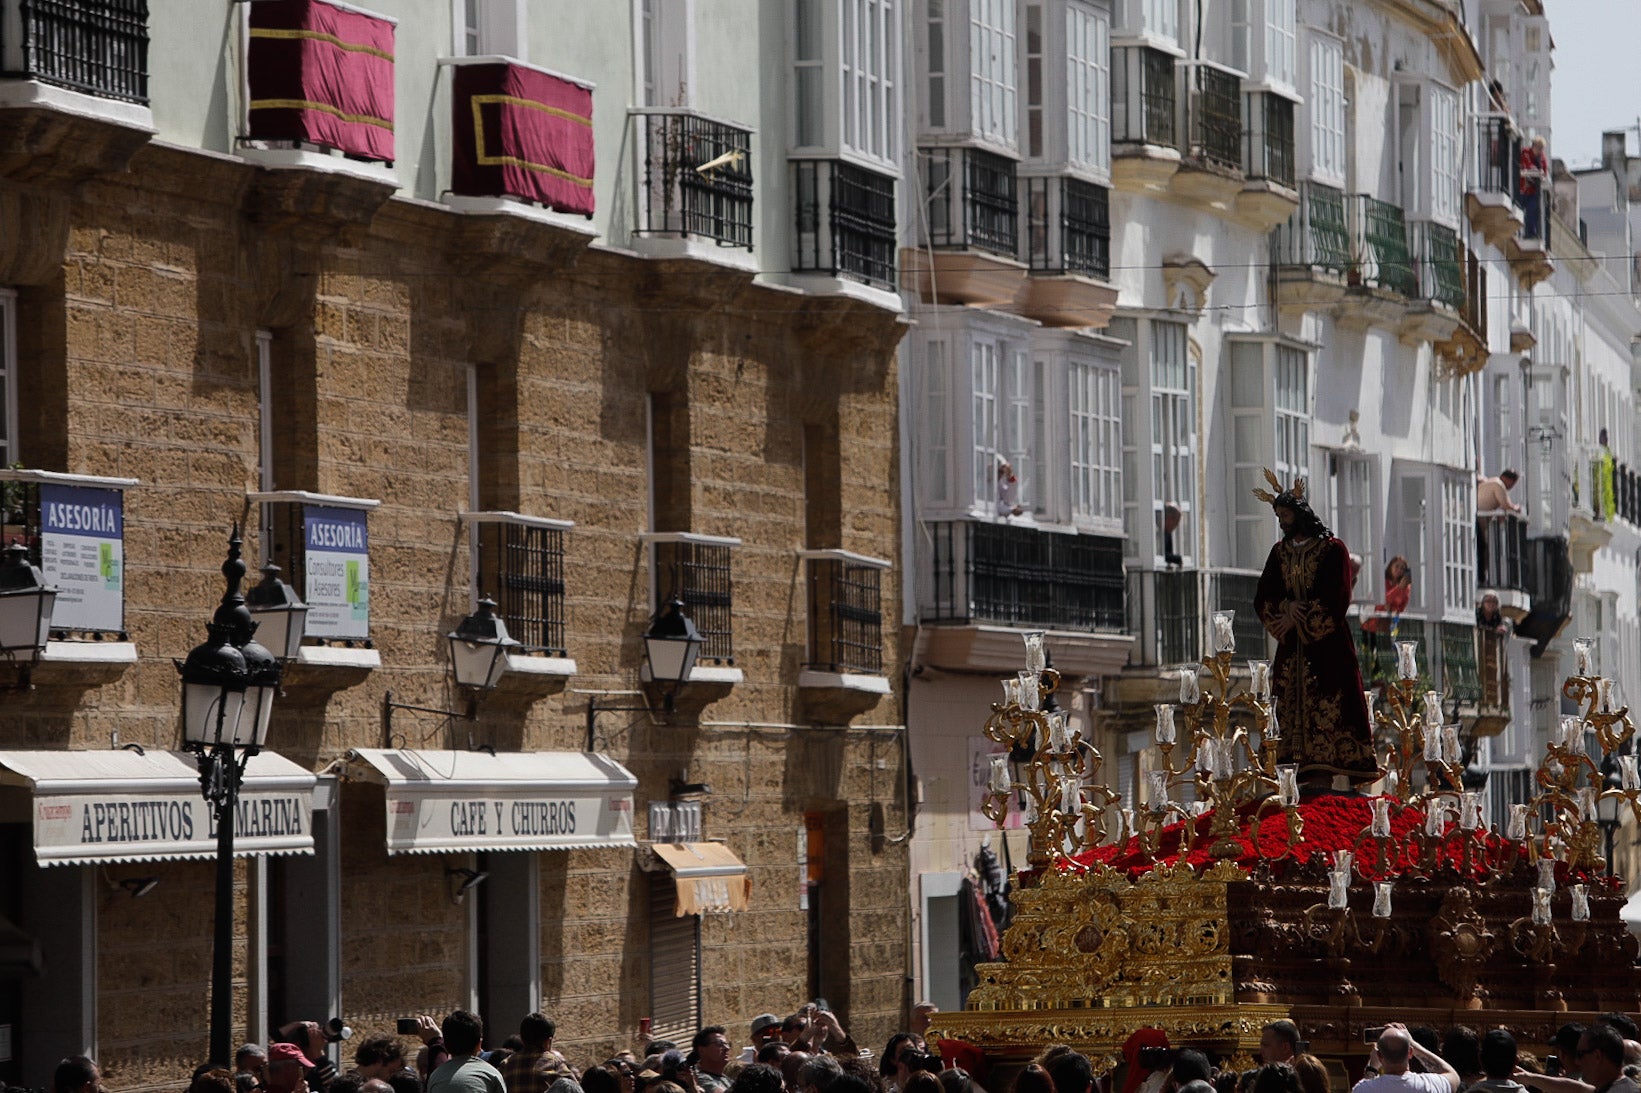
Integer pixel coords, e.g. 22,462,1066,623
0,2,910,1086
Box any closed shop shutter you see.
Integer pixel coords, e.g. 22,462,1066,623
649,873,701,1041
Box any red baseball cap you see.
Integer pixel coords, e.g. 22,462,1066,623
269,1043,317,1069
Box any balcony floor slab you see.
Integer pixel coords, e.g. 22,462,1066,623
901,246,1029,307
918,623,1132,677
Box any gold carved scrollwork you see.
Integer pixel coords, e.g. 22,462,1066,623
1426,887,1495,1001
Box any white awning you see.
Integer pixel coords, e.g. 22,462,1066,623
0,749,317,866
345,749,638,854
645,841,750,915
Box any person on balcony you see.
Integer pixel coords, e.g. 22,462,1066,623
1519,136,1550,240
1251,470,1379,793
1477,470,1522,577
1595,429,1617,521
996,460,1024,517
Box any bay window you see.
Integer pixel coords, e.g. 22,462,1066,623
1305,32,1345,186
1330,453,1377,603
793,0,902,166
970,0,1017,148
1068,357,1123,531
1228,339,1311,570
1065,1,1112,176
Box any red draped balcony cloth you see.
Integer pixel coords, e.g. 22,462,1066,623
247,0,396,163
451,60,596,217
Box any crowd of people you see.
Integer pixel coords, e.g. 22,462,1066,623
37,1010,1641,1093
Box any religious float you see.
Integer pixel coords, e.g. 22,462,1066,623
929,623,1641,1084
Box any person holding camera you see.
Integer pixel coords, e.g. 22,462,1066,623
1356,1025,1459,1093
881,1035,935,1093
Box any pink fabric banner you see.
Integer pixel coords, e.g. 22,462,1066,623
248,0,395,163
451,62,595,217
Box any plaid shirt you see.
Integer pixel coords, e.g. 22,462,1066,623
501,1052,572,1093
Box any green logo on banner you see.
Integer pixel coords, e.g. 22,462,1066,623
99,542,118,587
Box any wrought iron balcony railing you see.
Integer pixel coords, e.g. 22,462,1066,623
920,146,1018,257
1477,511,1528,593
1113,45,1175,147
654,539,735,665
5,0,148,105
1245,91,1295,188
631,109,754,250
1024,175,1110,279
1207,569,1269,657
791,159,896,289
804,554,885,675
1471,114,1521,202
1272,181,1349,275
925,520,1125,633
1180,60,1241,173
1462,244,1487,334
474,520,568,656
1353,614,1429,691
1126,568,1199,668
1408,219,1463,310
1347,194,1417,297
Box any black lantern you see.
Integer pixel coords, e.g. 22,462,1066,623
447,597,521,690
0,542,58,665
246,562,308,662
645,598,702,690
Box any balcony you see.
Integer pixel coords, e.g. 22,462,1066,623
1111,45,1179,193
629,108,755,270
1434,245,1489,376
443,58,600,235
1234,91,1299,231
919,520,1130,676
1207,569,1270,657
1335,194,1416,330
1169,60,1243,210
1400,219,1463,343
1515,535,1572,652
653,537,736,668
791,159,897,297
1125,568,1198,669
1465,114,1523,248
1476,512,1529,618
1270,182,1349,313
1016,175,1117,328
798,550,892,715
0,0,153,185
903,146,1026,306
1474,626,1511,738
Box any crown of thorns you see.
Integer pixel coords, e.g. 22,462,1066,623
1250,467,1306,506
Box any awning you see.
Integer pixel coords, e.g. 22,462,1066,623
346,749,637,854
647,841,750,915
0,749,317,866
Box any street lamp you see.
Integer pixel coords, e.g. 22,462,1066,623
176,526,283,1066
0,542,58,680
246,562,308,662
447,597,521,691
1598,757,1624,877
585,600,703,748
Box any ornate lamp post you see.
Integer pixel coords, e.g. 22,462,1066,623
176,527,282,1066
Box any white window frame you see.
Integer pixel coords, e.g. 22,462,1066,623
1332,453,1377,605
1429,82,1461,228
970,0,1017,149
1394,470,1427,615
1150,321,1193,567
1065,1,1111,175
1264,0,1296,91
1024,2,1044,158
454,0,522,59
1273,344,1309,488
1305,31,1344,186
841,0,900,164
1440,470,1473,618
638,0,695,108
1002,348,1033,512
793,0,826,148
924,0,948,129
0,289,16,470
972,339,1000,509
923,339,951,506
1227,339,1312,570
1069,356,1122,531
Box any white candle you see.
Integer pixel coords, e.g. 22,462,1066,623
1179,666,1201,705
1061,780,1080,819
1621,754,1639,791
1442,725,1461,766
1250,660,1271,700
1328,871,1349,909
1190,800,1210,817
1532,887,1552,925
1364,689,1378,724
1508,803,1529,840
1277,764,1299,807
1371,798,1392,837
1122,807,1137,840
988,755,1011,795
1148,770,1170,810
1460,792,1483,831
1265,708,1282,742
1002,678,1020,706
1022,630,1047,673
1574,637,1596,677
1018,670,1040,711
1537,859,1557,892
1154,704,1176,746
1212,610,1236,653
1572,884,1590,921
1333,849,1354,875
1373,881,1393,918
1577,787,1597,823
1212,739,1235,781
1423,690,1444,728
1197,736,1217,774
1396,640,1419,681
1599,677,1617,714
1423,727,1443,763
1048,712,1069,753
1425,805,1446,837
